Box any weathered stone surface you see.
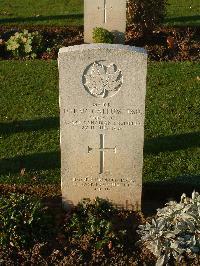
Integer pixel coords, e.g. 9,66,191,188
58,44,147,210
84,0,127,44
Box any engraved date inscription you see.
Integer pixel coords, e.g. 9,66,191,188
72,176,135,191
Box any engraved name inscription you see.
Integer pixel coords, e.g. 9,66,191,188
63,102,143,131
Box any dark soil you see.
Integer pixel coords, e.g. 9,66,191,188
1,181,199,215
0,182,199,264
0,183,156,265
0,25,199,61
0,239,155,266
126,26,200,61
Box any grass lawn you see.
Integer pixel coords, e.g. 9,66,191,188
164,0,200,26
0,0,83,26
0,60,199,187
0,0,199,27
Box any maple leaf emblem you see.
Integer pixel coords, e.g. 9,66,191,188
83,61,123,98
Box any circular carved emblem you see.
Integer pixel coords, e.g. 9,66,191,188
82,61,123,98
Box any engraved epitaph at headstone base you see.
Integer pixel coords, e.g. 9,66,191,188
59,44,147,210
84,0,127,44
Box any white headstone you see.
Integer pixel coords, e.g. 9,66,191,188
84,0,127,44
58,44,147,210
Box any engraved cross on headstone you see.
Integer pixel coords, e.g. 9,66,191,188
88,134,116,174
98,0,111,24
84,0,126,44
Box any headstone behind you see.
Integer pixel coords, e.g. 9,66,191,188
84,0,127,44
59,44,147,210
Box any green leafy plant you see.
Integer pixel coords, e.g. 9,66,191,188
0,193,53,249
65,198,126,250
92,27,114,44
127,0,167,36
137,191,200,265
6,29,43,59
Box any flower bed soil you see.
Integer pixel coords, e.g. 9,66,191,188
0,182,199,264
0,184,154,265
0,25,199,61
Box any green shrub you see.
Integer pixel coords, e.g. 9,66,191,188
92,27,114,44
6,29,43,59
0,193,53,249
65,198,126,250
137,191,200,265
127,0,167,35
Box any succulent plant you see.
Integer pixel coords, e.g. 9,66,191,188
137,191,200,265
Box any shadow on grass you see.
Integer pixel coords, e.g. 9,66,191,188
0,117,59,135
1,119,199,153
164,15,200,24
0,129,199,175
142,176,200,215
0,13,83,24
144,131,200,155
0,151,60,175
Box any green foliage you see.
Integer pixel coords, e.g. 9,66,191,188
6,30,43,59
92,27,114,44
0,193,53,249
137,191,200,265
65,198,126,250
127,0,167,35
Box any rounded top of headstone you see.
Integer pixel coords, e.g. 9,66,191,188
59,44,147,56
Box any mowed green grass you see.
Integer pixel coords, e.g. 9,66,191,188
0,0,199,26
165,0,200,26
0,61,199,186
0,0,83,26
